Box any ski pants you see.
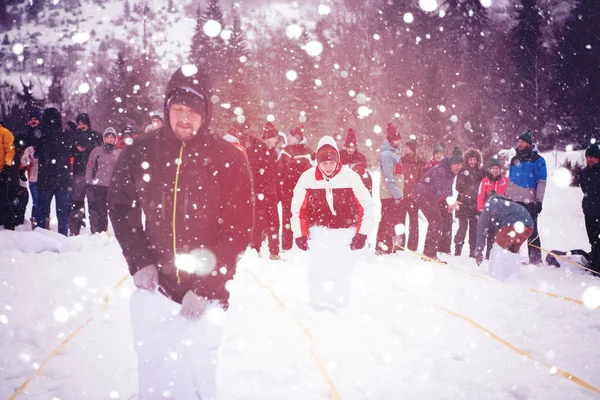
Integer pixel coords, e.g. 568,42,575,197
37,185,70,236
585,215,600,274
281,196,294,251
454,215,478,257
517,202,542,265
438,201,453,254
396,197,419,252
129,290,224,400
376,198,402,254
421,201,445,259
87,185,109,234
250,196,280,256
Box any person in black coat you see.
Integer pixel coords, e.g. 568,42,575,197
339,128,372,195
69,112,103,235
35,108,76,236
454,148,485,257
580,143,600,274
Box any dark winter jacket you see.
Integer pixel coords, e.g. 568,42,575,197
581,163,600,217
401,152,426,198
506,146,547,204
291,136,376,237
279,143,314,202
108,67,253,308
340,148,372,193
35,108,75,191
475,194,533,254
72,126,103,176
456,150,485,218
414,158,455,206
424,158,440,172
248,139,280,201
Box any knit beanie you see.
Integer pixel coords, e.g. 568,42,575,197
76,113,91,126
585,143,600,159
432,142,443,155
448,146,464,165
344,128,357,147
29,109,42,121
263,122,279,140
406,139,418,153
386,122,401,143
290,124,304,142
317,144,339,164
518,129,533,145
104,127,117,138
489,157,502,168
150,110,164,121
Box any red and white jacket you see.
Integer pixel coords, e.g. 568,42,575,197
477,174,509,212
291,136,377,238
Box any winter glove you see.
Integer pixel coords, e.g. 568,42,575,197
534,202,543,215
133,264,159,290
19,169,27,182
181,290,209,318
295,236,309,251
474,252,483,266
350,233,367,250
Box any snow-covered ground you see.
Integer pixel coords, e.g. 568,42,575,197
2,150,600,399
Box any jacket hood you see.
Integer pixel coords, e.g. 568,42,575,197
317,135,339,154
463,148,482,167
163,65,213,143
42,108,63,129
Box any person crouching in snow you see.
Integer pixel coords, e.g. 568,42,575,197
474,194,534,282
86,127,121,234
291,136,377,312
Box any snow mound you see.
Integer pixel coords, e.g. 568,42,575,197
12,229,71,254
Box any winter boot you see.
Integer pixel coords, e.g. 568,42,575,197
269,253,281,261
30,217,36,230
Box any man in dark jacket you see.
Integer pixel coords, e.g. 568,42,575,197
415,147,463,261
397,138,425,252
70,112,103,235
580,143,600,274
339,128,372,194
35,108,75,236
278,124,314,251
454,148,485,257
248,122,282,259
109,65,253,399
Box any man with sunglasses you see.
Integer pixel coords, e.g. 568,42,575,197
109,65,253,399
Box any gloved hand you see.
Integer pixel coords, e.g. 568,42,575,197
133,264,159,290
534,202,543,214
19,169,27,182
181,290,209,318
295,236,309,251
350,233,367,250
474,252,483,266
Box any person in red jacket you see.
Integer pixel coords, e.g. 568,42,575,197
291,136,376,312
477,157,509,259
339,128,372,194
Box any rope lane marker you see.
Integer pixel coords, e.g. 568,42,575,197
245,270,342,400
9,275,130,400
396,245,596,309
367,273,600,395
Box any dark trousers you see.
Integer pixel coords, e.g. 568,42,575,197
421,202,445,258
439,202,453,254
250,198,280,256
517,202,542,265
376,198,402,253
87,185,109,234
0,172,17,230
37,185,70,236
485,227,496,259
14,186,29,225
69,175,87,235
29,182,38,220
585,215,600,273
454,215,478,257
397,197,419,252
281,196,293,251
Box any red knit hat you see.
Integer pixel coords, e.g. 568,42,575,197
290,124,304,141
387,122,401,143
263,122,278,140
317,144,339,164
344,128,357,148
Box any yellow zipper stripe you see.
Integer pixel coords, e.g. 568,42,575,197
173,142,186,283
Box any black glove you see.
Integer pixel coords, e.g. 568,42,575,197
19,169,27,182
350,233,367,250
474,252,483,266
295,236,309,251
535,202,543,214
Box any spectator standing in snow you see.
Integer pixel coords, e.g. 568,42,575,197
339,128,373,195
580,143,600,274
474,194,534,282
35,108,75,236
477,157,508,259
278,124,314,251
424,142,444,172
414,146,464,261
375,123,403,254
0,122,16,230
21,145,39,229
454,148,485,257
424,142,452,254
70,112,103,235
86,128,121,234
291,136,376,311
147,110,164,133
397,138,425,252
505,130,547,265
109,65,253,399
247,122,282,260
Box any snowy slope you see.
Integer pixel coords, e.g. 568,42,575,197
1,151,599,399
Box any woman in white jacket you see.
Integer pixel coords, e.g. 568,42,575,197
291,136,377,312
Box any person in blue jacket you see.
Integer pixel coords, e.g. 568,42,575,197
580,143,600,274
414,146,463,261
505,130,547,265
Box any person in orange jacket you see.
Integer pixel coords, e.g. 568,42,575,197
0,122,16,229
477,157,508,259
